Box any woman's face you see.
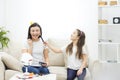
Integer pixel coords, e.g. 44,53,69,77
70,29,79,41
30,26,41,40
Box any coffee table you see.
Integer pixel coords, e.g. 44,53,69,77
9,73,56,80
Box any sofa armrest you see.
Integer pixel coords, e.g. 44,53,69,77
88,57,99,80
0,56,5,80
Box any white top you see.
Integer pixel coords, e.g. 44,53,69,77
61,45,87,70
23,39,46,66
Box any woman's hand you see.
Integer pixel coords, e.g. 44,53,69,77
77,68,83,76
41,63,47,67
40,62,48,67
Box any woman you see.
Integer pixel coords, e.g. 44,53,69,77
45,29,87,80
22,22,49,75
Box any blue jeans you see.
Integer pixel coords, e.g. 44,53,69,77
67,68,86,80
22,66,50,75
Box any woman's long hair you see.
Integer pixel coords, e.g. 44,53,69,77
66,29,85,59
27,23,44,43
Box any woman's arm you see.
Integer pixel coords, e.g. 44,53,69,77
77,54,88,75
45,42,62,53
43,48,49,66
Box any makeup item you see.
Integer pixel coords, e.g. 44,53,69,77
113,17,120,24
39,62,47,65
98,1,107,6
39,62,47,67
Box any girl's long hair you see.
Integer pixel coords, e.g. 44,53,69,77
66,29,85,59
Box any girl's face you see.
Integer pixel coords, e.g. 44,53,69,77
70,30,79,41
30,26,41,40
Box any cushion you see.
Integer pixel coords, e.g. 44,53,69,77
47,38,70,66
49,51,65,66
5,70,22,80
1,53,23,72
6,41,23,59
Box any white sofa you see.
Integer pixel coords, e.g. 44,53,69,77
0,38,96,80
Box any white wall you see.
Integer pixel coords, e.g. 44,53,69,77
0,0,5,26
5,0,98,59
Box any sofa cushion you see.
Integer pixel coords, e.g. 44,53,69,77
48,51,65,66
5,70,21,80
47,38,70,66
48,66,67,80
1,53,23,72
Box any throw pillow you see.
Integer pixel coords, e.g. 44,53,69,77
1,53,22,72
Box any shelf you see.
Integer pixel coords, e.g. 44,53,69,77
98,24,120,26
98,5,120,8
99,60,120,63
98,42,120,45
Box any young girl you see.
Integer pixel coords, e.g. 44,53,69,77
22,22,49,75
45,29,87,80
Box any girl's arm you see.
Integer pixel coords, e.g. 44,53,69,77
77,54,88,75
81,54,88,69
45,42,63,53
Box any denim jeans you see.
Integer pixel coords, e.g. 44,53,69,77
67,68,86,80
22,65,50,75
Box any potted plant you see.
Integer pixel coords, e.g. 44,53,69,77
0,27,10,50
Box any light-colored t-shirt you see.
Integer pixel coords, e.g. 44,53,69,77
23,39,46,66
61,45,87,70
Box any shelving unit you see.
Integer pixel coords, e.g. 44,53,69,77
98,0,120,63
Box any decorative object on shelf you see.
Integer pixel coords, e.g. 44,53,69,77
113,17,120,24
107,60,117,63
110,1,118,6
98,19,108,24
0,27,10,50
98,1,107,6
99,39,112,43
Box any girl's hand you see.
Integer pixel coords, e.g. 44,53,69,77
43,41,48,46
77,69,83,76
28,39,33,47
